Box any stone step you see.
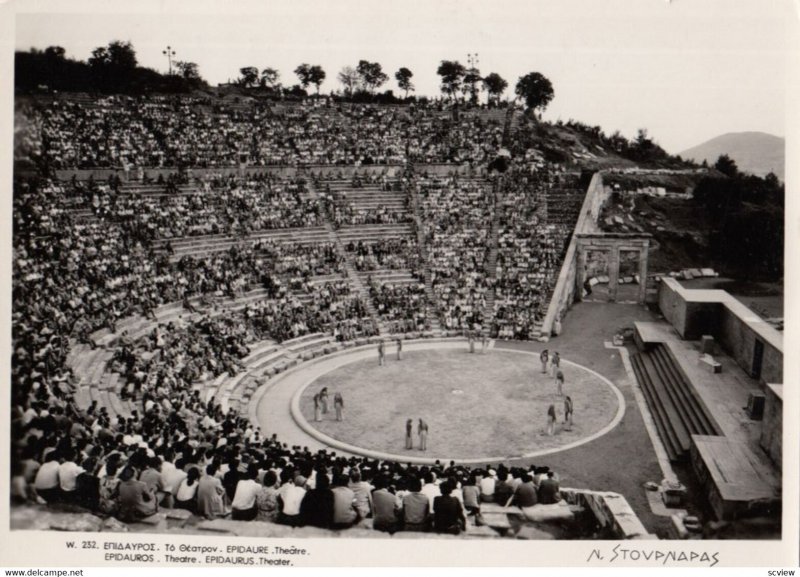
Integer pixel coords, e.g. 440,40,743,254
107,391,128,419
72,387,92,411
97,372,120,391
284,335,332,355
88,386,103,406
250,349,290,372
242,341,281,365
204,372,229,403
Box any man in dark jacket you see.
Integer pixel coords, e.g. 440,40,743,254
538,471,561,504
433,480,466,534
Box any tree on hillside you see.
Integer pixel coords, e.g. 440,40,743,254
514,71,554,115
462,66,482,105
294,63,312,90
175,61,201,80
44,46,66,60
338,66,359,97
308,65,326,94
356,60,388,93
89,40,138,71
694,170,784,279
436,60,465,101
482,72,507,106
295,63,326,94
88,41,138,91
714,154,739,178
395,67,414,98
238,67,259,88
260,67,281,91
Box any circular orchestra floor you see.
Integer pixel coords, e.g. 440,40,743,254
272,343,625,463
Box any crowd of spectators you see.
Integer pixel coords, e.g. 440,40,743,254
11,392,562,533
417,174,494,332
317,173,412,228
368,279,430,334
9,94,587,535
71,172,322,243
346,239,421,273
491,165,571,340
19,95,505,169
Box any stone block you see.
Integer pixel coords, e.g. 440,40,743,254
49,513,104,533
699,354,722,373
165,508,193,520
391,531,458,539
195,519,235,534
465,524,501,538
481,512,511,530
137,512,166,525
661,480,687,507
700,335,715,355
480,502,523,517
102,517,130,532
515,525,556,540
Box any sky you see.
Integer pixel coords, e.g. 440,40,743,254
12,0,794,153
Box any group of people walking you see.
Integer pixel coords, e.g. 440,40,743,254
539,349,573,436
313,388,345,422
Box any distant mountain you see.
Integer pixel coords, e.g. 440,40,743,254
680,132,784,180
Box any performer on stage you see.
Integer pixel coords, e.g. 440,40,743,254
564,395,573,431
334,392,344,422
313,393,321,422
378,341,385,366
540,349,549,374
546,404,556,436
405,419,413,449
550,351,561,377
396,338,403,361
418,419,429,451
555,369,565,397
320,387,329,414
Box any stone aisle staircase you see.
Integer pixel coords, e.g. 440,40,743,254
306,177,385,335
409,179,442,335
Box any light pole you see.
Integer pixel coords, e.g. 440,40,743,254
467,52,480,105
162,45,176,75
